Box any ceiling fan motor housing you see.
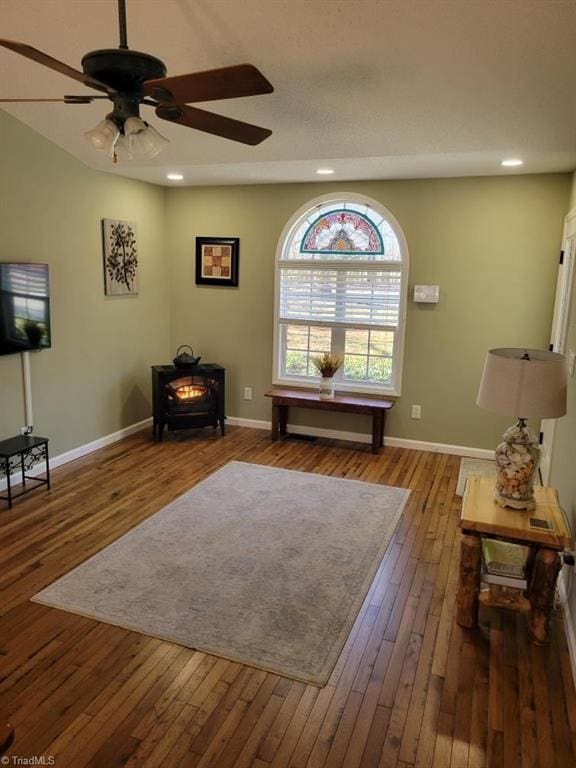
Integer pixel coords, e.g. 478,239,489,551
82,48,167,128
82,49,166,93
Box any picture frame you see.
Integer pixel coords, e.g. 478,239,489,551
102,219,139,296
195,237,239,287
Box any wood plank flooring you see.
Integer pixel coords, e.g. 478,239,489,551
0,426,574,767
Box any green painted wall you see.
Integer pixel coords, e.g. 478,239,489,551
1,107,571,457
166,175,570,449
0,110,170,456
549,170,576,629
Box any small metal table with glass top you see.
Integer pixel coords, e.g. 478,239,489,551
0,435,50,509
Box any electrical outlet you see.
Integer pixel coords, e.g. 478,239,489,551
411,404,422,419
243,387,253,401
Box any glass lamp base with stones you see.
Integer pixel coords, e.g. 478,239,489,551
494,419,539,511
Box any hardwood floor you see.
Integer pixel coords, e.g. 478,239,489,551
0,426,574,767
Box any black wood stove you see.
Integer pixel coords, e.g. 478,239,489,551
151,364,225,441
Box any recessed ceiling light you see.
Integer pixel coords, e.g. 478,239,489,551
166,172,184,181
501,159,524,167
316,168,334,175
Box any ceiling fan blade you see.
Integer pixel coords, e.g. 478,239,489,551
0,95,107,104
0,98,68,102
144,64,273,104
155,103,272,146
0,38,114,94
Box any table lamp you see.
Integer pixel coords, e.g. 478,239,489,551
476,348,567,510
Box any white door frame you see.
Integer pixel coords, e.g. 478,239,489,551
540,207,576,484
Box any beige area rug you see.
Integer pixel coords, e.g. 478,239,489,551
32,462,409,685
456,457,496,496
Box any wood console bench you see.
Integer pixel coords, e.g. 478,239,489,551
265,387,395,454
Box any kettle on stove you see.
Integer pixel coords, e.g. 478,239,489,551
173,345,201,368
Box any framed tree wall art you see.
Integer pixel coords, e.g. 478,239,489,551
195,237,239,287
102,219,139,295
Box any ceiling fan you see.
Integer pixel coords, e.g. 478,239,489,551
0,0,274,161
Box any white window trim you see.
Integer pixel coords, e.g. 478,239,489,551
273,192,409,396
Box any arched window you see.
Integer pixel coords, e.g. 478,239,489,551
273,193,409,395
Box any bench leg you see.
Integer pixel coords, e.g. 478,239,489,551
271,405,280,441
279,406,288,436
371,412,382,454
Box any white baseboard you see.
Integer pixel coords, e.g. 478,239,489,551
558,573,576,689
0,417,152,493
0,415,493,496
1,413,493,495
384,437,493,460
225,416,495,459
226,417,270,431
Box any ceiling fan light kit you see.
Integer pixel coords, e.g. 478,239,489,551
0,0,274,163
85,118,120,155
125,119,169,159
85,116,168,162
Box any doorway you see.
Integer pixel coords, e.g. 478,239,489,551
540,207,576,484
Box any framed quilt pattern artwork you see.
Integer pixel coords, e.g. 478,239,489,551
195,237,239,287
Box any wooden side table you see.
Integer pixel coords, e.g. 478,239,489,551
0,435,50,509
265,387,395,454
457,476,571,644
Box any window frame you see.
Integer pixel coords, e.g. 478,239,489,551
273,192,409,396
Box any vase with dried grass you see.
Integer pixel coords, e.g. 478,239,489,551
311,353,343,399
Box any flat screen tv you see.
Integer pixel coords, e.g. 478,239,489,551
0,263,51,356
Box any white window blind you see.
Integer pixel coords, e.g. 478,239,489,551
278,268,401,328
0,264,49,297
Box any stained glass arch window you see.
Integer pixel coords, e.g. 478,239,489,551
301,210,384,255
273,193,409,396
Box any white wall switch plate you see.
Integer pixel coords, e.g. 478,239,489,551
568,349,576,377
243,387,253,401
414,285,440,303
411,404,422,419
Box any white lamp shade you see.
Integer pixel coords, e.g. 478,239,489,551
123,116,147,136
84,118,119,155
125,119,169,158
477,348,567,419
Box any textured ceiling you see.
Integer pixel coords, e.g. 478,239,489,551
1,0,575,186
